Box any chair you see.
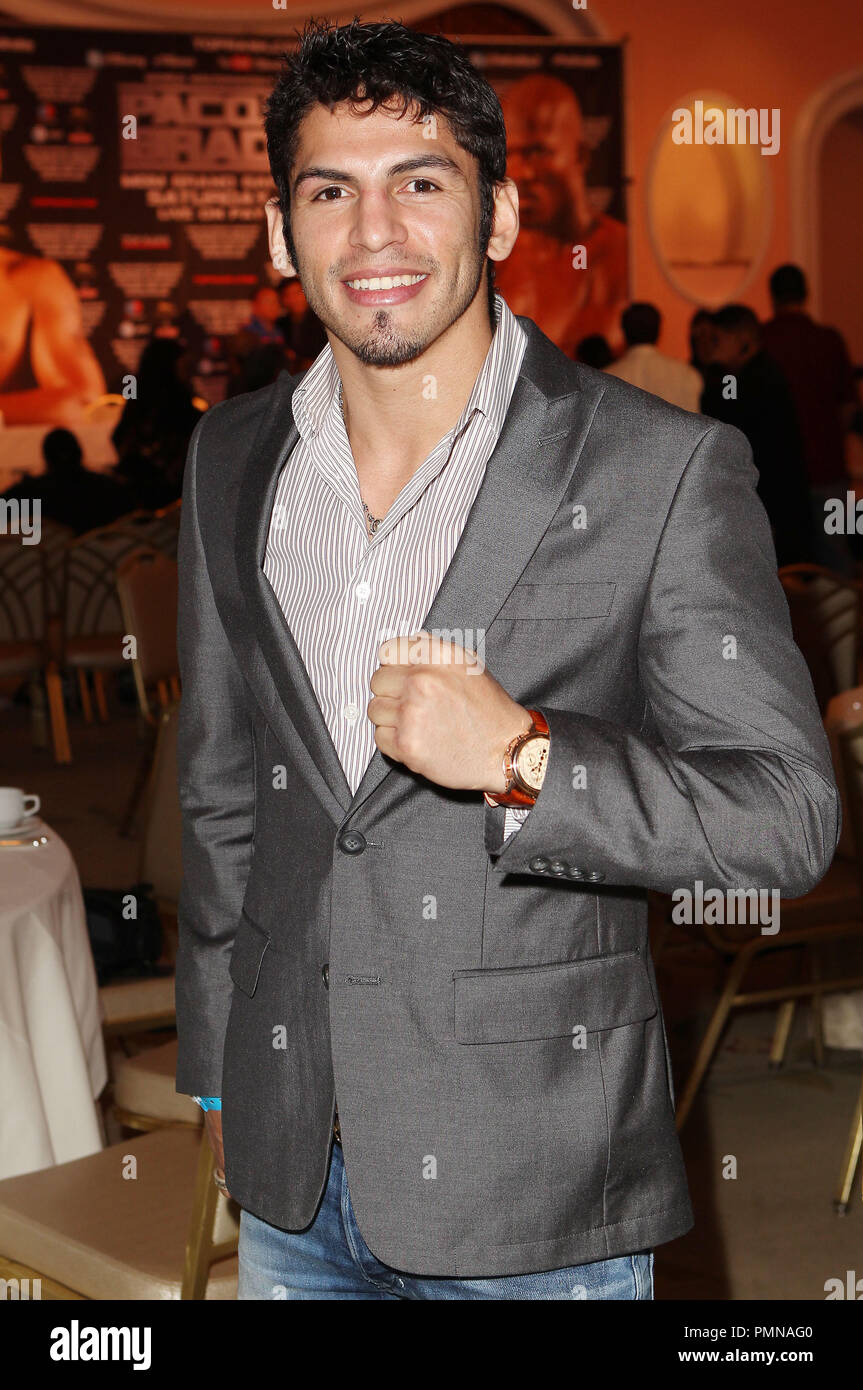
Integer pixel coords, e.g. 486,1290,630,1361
107,502,182,560
665,718,863,1129
116,549,179,722
779,564,862,712
0,535,70,762
51,527,153,753
832,721,863,1212
0,1127,237,1299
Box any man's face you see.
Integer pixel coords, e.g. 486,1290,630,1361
254,288,281,324
503,78,584,233
280,99,488,367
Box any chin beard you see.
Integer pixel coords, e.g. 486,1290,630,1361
350,311,426,367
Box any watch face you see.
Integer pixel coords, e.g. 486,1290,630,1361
517,735,549,792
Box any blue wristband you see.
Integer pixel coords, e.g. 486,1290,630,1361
192,1096,222,1111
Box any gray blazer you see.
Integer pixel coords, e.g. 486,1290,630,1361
175,316,839,1277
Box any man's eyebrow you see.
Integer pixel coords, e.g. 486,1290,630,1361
292,153,464,194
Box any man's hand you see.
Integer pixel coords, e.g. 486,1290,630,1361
368,631,533,793
204,1110,231,1199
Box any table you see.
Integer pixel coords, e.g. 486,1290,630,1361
0,821,107,1179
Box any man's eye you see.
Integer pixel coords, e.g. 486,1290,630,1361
405,179,438,194
313,186,346,201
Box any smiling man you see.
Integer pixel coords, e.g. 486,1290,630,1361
175,20,838,1301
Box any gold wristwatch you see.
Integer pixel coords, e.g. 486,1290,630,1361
483,708,550,808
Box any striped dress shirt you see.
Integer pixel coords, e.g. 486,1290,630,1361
263,293,530,839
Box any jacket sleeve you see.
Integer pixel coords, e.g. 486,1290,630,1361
175,414,256,1095
485,421,840,897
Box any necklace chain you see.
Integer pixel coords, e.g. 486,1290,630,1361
339,381,384,537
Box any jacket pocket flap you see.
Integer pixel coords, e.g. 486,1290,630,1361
496,582,616,621
454,949,656,1044
229,912,270,998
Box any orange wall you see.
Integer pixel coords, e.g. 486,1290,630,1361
586,0,863,356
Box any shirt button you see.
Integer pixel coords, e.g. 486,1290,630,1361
343,702,359,723
354,580,371,602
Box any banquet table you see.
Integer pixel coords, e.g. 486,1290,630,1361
0,820,107,1180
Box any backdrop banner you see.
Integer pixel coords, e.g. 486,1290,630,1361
0,26,626,418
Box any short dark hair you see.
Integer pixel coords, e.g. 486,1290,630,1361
575,334,613,369
621,302,661,346
712,303,761,335
769,263,807,306
264,18,507,321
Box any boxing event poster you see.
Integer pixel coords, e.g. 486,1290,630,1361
0,25,626,416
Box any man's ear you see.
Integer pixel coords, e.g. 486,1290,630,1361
486,179,519,266
266,198,297,277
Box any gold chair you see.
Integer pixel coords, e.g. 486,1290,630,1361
49,527,154,754
116,548,179,723
106,501,182,560
832,720,863,1212
779,564,862,713
0,1127,238,1300
0,535,70,762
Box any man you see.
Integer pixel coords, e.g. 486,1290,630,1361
762,264,855,496
700,304,816,567
0,245,105,427
494,74,628,356
606,302,702,412
1,426,131,534
176,20,838,1300
276,275,327,371
241,286,287,348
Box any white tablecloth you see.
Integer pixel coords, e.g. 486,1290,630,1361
0,821,107,1179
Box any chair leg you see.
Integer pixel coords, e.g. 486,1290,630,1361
770,1000,797,1069
45,662,71,764
29,674,48,749
810,944,826,1067
675,944,756,1132
77,668,94,723
834,1074,863,1214
118,725,157,838
92,670,109,723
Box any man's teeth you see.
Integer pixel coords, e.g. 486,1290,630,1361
345,273,427,290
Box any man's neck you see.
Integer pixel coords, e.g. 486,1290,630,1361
330,299,495,478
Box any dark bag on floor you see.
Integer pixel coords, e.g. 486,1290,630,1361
82,881,163,984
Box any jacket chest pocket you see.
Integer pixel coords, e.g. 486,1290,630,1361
495,582,616,621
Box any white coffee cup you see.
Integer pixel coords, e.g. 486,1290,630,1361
0,788,40,830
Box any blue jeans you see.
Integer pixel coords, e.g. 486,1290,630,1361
238,1141,654,1300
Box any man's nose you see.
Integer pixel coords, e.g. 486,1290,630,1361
349,190,408,253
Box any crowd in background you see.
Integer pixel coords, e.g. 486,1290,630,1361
3,263,860,576
578,264,860,571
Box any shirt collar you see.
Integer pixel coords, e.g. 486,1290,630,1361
291,294,524,444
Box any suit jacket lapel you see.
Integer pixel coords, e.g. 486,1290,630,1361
234,371,353,825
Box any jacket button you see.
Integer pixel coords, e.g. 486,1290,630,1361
529,856,550,873
337,830,366,854
549,860,567,875
322,963,329,988
586,871,605,882
567,866,584,879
